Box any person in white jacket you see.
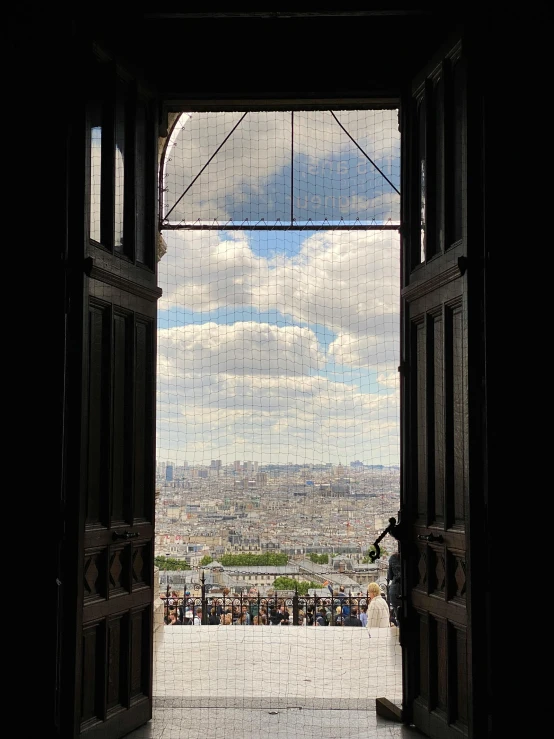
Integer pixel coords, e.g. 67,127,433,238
366,582,391,628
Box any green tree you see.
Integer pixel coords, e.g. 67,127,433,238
154,556,191,571
219,553,289,566
199,555,213,566
308,553,329,564
272,577,321,595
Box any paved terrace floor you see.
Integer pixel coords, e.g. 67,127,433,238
127,625,426,739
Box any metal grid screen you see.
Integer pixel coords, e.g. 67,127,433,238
153,109,403,736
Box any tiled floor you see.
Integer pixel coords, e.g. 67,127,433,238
128,705,425,738
126,625,425,739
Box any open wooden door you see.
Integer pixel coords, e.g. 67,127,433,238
398,29,489,739
60,43,160,739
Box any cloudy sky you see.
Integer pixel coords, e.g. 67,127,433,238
156,111,400,467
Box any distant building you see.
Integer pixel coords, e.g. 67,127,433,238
165,464,173,482
167,505,180,520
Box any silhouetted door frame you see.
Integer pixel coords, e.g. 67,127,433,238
398,29,489,739
59,30,489,739
61,43,160,739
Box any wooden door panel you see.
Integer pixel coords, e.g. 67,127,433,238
410,545,467,623
407,274,466,533
63,48,160,739
81,609,151,739
412,616,469,735
80,280,156,736
400,32,479,739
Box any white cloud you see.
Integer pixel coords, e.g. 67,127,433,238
156,111,401,465
162,110,400,223
158,322,325,375
156,371,399,466
328,332,398,368
376,370,400,390
158,228,400,342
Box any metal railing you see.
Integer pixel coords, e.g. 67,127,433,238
162,584,395,626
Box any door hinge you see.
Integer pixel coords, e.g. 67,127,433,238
83,256,94,276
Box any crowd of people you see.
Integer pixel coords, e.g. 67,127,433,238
163,581,396,628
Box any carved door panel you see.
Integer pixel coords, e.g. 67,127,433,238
61,47,160,739
399,33,487,739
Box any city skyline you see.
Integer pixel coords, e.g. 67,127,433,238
158,459,400,471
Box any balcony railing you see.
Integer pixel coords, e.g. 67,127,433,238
161,587,396,626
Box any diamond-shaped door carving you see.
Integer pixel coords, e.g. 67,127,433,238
418,549,428,587
132,547,144,585
435,554,446,593
109,549,124,590
454,557,466,599
84,554,100,597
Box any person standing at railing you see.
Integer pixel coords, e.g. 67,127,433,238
366,582,391,627
208,607,220,625
178,591,192,624
269,603,279,625
343,607,363,626
213,598,224,620
249,596,259,621
316,607,328,626
269,602,290,625
334,585,351,620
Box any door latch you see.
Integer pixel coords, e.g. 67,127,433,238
112,530,139,541
417,533,444,543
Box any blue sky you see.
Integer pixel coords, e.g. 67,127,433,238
162,110,400,227
155,112,400,467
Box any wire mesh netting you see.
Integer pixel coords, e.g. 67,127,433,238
161,110,400,228
153,109,403,737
